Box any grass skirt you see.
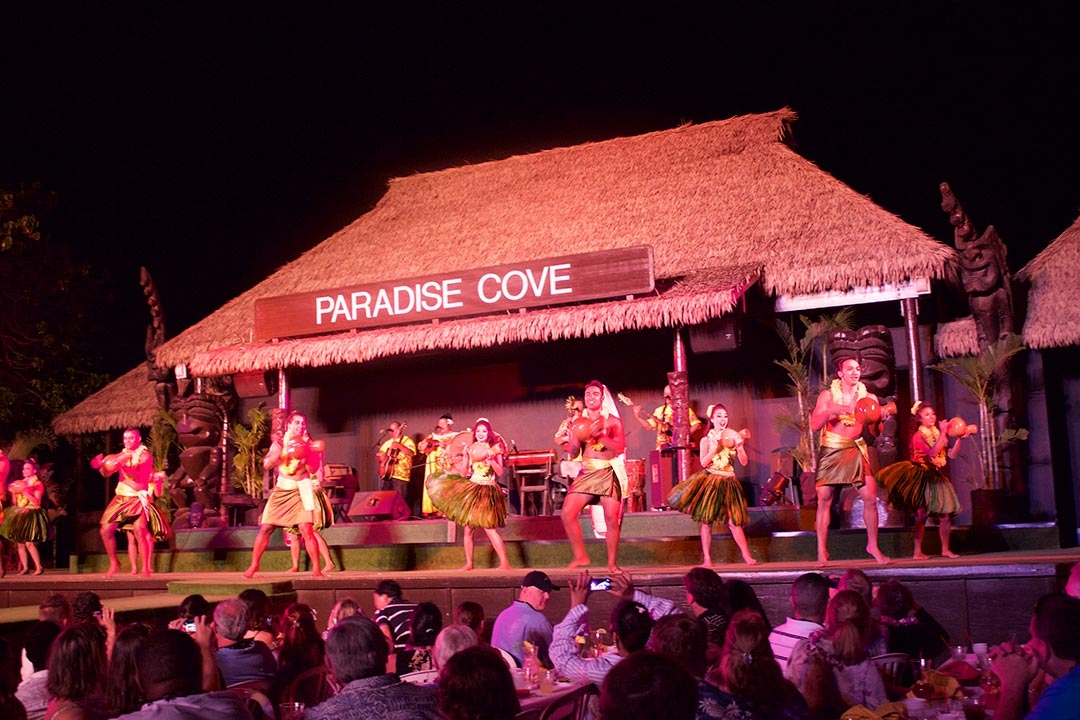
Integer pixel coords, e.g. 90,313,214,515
102,495,172,541
666,470,749,526
261,484,315,528
425,472,507,529
1,507,48,542
285,486,333,535
878,461,961,515
569,464,621,500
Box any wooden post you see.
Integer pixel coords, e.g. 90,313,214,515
671,329,691,485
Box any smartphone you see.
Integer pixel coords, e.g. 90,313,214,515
182,620,197,633
589,577,612,592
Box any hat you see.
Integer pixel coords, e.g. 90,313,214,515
521,571,559,592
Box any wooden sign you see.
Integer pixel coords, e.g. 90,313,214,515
253,245,654,340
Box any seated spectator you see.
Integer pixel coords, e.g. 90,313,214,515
112,630,253,720
550,570,674,686
874,578,949,666
212,599,277,688
38,594,73,628
454,601,488,644
769,573,829,675
726,580,771,633
1064,562,1080,600
835,569,885,655
71,592,103,625
710,610,809,720
599,651,697,720
168,594,213,632
786,590,886,712
992,593,1080,720
45,622,109,720
684,567,730,665
104,623,152,718
1,637,28,720
324,597,363,640
648,613,764,720
433,625,479,672
492,571,558,667
437,645,519,720
305,616,440,720
373,579,418,673
16,621,61,720
238,589,277,649
273,603,324,703
405,602,443,674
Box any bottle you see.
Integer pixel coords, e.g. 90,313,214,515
912,658,936,700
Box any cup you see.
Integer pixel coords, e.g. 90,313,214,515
513,668,530,692
960,697,986,720
538,669,555,695
279,702,305,720
903,697,928,719
971,642,988,656
951,645,967,662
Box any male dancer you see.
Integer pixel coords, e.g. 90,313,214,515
810,357,891,565
561,380,627,571
93,428,168,577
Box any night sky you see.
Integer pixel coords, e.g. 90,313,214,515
3,4,1077,376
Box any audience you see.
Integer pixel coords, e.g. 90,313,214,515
437,645,520,720
725,580,771,632
71,592,103,625
274,603,325,702
238,588,277,649
454,601,488,643
324,597,363,640
45,622,109,720
491,571,558,667
104,623,152,718
212,598,277,688
16,621,61,720
433,625,479,672
373,579,418,673
38,594,73,628
304,616,440,720
1064,562,1080,599
711,609,809,720
786,590,887,712
683,567,730,661
1,637,28,720
768,572,829,674
112,630,253,720
167,594,212,632
405,602,443,674
599,651,697,720
874,578,949,665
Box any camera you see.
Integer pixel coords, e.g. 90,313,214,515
182,620,197,633
589,577,612,592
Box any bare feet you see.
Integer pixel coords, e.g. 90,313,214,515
941,550,960,558
606,564,622,574
913,552,930,560
129,568,140,576
817,552,830,566
17,567,28,575
868,546,891,565
743,556,759,566
323,563,336,573
702,556,713,567
460,563,474,571
287,566,300,573
33,567,44,575
567,557,590,569
497,563,512,571
311,571,327,579
139,569,152,579
242,566,258,579
105,562,120,578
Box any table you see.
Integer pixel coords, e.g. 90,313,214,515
517,679,595,714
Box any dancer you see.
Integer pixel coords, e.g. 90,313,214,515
243,412,326,579
93,428,170,577
286,470,335,573
3,458,48,574
418,413,456,517
0,446,10,577
560,380,627,571
877,401,968,559
667,404,757,566
426,418,511,570
810,357,891,565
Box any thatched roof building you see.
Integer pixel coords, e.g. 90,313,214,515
55,108,957,433
1018,214,1080,350
53,365,159,435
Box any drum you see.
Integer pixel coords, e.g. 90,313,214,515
440,431,474,473
626,458,646,512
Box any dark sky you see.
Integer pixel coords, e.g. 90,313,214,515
3,4,1078,375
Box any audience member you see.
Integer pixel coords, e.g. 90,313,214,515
433,625,479,671
38,594,73,628
104,623,152,718
491,571,558,667
274,603,325,702
786,590,887,712
836,569,885,654
437,645,519,720
550,570,675,685
874,578,949,665
599,650,697,720
769,572,829,674
71,592,103,624
238,588,277,649
405,602,443,673
683,567,730,665
2,636,29,720
45,622,109,720
17,621,61,720
324,597,363,640
1064,562,1080,600
212,599,277,688
711,609,809,720
304,616,440,720
992,593,1080,720
726,580,772,633
454,601,488,643
167,594,212,632
112,630,253,720
373,579,418,673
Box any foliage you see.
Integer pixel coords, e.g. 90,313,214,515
5,428,57,460
231,405,271,497
148,409,180,472
931,333,1027,490
769,308,854,471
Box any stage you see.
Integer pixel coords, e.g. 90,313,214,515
2,510,1077,651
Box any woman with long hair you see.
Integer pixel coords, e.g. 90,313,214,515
786,590,887,711
425,419,511,570
323,596,363,640
666,404,756,566
238,588,277,649
877,401,966,559
709,609,809,720
4,459,48,575
45,623,109,720
273,602,325,701
104,623,152,717
405,602,444,674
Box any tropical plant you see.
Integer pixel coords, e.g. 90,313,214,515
770,308,854,472
147,409,179,472
230,405,271,497
930,333,1027,490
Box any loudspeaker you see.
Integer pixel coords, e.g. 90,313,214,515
689,317,740,353
347,490,410,522
648,449,677,509
234,370,277,398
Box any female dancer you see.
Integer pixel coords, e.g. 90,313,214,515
243,412,326,579
4,459,48,575
666,404,756,566
877,401,965,559
426,418,511,570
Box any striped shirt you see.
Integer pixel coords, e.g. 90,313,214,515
768,617,823,674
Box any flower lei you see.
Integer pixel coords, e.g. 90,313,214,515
830,379,867,426
918,426,948,468
879,614,920,628
280,430,307,476
806,630,866,669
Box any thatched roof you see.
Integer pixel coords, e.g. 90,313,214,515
52,365,159,436
1017,214,1080,350
147,108,953,376
933,316,980,358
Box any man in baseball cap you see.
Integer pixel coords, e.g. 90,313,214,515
491,571,559,666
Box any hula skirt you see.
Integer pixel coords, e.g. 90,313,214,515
102,494,172,541
425,472,507,529
285,486,333,535
1,506,48,542
569,464,622,500
666,470,749,526
816,441,870,488
878,461,961,516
